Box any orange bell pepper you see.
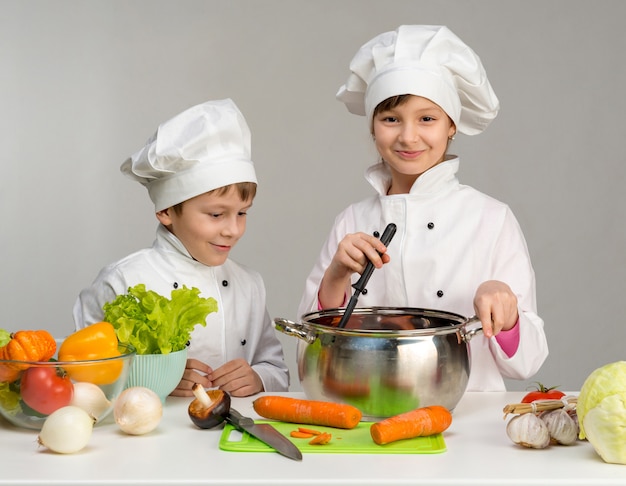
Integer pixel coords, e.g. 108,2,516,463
58,322,123,385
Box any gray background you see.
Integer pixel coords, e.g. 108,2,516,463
2,0,624,392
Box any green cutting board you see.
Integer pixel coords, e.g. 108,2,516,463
219,421,446,454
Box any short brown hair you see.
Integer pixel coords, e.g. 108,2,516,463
171,182,257,215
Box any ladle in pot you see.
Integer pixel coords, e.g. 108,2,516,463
337,223,397,329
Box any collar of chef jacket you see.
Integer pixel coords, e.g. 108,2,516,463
365,156,460,196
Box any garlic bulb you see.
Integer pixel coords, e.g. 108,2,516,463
70,382,111,422
506,413,550,449
38,406,95,454
540,409,578,445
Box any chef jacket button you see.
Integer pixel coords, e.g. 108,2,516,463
373,230,380,238
437,290,444,298
427,222,435,230
173,282,179,289
362,289,368,295
241,339,247,346
222,280,228,287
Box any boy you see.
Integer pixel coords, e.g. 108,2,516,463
74,99,289,397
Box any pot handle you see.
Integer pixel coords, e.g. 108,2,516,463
274,318,318,344
462,315,484,342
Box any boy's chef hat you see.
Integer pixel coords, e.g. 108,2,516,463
336,25,499,135
121,98,257,211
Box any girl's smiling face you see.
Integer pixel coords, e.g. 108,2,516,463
156,186,252,266
372,95,456,194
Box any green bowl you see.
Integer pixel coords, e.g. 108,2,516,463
125,347,188,402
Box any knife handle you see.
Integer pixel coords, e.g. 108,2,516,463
352,223,397,292
227,408,255,428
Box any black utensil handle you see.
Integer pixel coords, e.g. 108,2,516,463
227,408,255,428
352,223,397,292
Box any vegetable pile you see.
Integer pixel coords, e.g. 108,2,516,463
189,391,452,448
252,395,451,445
0,322,172,453
103,283,217,355
503,384,579,449
0,323,126,421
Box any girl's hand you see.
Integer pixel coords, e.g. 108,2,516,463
209,359,263,397
319,232,391,308
170,358,213,397
473,280,519,338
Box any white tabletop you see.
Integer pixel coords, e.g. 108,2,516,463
1,391,624,485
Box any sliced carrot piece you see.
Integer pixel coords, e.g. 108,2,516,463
298,427,322,435
308,432,332,445
290,430,314,438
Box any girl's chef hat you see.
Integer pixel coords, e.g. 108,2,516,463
121,98,257,212
336,25,499,135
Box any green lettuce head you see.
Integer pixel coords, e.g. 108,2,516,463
577,361,626,464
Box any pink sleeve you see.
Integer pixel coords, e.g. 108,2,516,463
317,292,348,311
495,319,520,358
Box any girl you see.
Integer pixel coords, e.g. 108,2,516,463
298,25,548,391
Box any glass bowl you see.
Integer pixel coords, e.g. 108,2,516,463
0,341,135,430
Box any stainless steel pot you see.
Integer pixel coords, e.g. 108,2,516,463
275,307,482,419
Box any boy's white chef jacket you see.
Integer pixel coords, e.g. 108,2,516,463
74,224,289,392
298,157,548,391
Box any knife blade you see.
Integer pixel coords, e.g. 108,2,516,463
337,223,397,329
226,408,303,461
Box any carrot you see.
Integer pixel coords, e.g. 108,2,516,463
308,432,332,445
290,430,314,438
252,396,362,429
370,405,452,445
298,427,321,435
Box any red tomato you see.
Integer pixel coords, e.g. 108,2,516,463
20,367,74,415
521,383,565,403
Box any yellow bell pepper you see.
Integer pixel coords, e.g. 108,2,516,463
58,322,123,385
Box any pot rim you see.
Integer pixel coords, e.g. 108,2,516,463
300,306,474,337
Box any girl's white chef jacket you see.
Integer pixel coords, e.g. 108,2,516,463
74,224,289,392
298,157,548,392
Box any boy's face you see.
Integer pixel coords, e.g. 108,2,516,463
156,187,252,266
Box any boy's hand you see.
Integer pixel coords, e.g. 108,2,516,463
170,358,212,397
210,359,263,397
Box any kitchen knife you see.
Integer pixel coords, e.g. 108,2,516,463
337,223,397,329
226,408,303,461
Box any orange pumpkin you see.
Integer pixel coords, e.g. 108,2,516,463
0,330,57,371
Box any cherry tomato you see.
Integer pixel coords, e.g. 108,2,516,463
20,366,74,415
521,382,565,403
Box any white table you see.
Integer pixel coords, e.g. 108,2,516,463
1,391,624,485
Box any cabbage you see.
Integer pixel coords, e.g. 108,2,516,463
577,361,626,464
583,393,626,464
0,328,10,347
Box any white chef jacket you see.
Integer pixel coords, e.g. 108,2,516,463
74,224,289,392
298,157,548,391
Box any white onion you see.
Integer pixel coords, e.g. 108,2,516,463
38,406,95,454
114,387,162,435
70,382,111,421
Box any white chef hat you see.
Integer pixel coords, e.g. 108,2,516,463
336,25,500,135
121,98,257,212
